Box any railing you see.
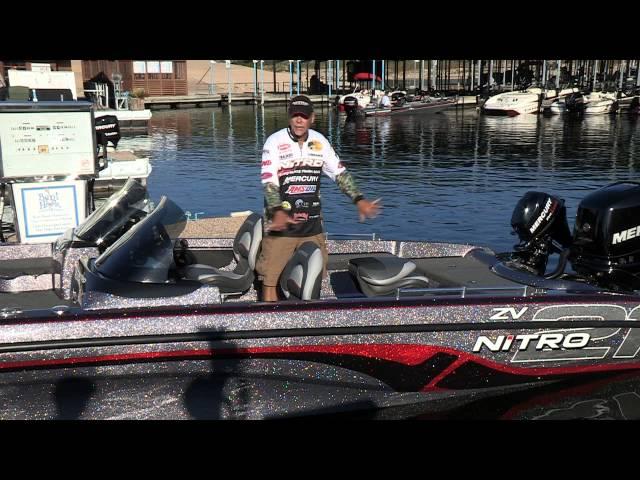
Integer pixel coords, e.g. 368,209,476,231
191,81,312,96
326,232,378,241
395,285,531,300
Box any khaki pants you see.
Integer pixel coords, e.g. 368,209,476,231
256,233,328,287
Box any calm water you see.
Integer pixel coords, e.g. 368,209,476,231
119,106,640,252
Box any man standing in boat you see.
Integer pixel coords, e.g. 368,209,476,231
257,95,381,301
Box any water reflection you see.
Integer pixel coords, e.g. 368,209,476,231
121,106,640,252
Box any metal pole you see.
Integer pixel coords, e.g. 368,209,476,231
502,59,506,87
556,59,560,89
372,59,376,93
328,60,332,97
541,59,546,90
470,60,475,91
296,60,300,95
252,60,257,98
511,59,515,90
260,60,264,105
382,59,385,90
226,60,232,104
619,60,625,90
489,60,493,88
477,59,481,89
288,60,293,96
637,59,640,87
593,59,598,90
210,60,216,94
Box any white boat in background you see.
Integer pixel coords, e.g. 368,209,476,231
583,91,619,114
543,87,581,114
482,87,544,116
95,147,153,196
337,86,382,111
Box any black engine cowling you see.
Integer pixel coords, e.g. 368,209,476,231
95,115,121,149
570,181,640,290
510,191,572,275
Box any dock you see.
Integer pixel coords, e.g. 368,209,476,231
143,94,334,110
143,93,479,111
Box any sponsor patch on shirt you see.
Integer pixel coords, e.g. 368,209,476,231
261,172,273,180
281,201,292,210
280,158,324,168
286,185,317,194
278,144,291,151
261,160,272,166
262,149,270,154
282,175,319,185
307,140,323,151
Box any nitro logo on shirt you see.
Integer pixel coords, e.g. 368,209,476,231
278,144,291,151
286,185,317,194
308,140,323,151
262,149,270,154
261,160,272,166
280,158,324,169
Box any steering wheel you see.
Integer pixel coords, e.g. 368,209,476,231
173,238,196,268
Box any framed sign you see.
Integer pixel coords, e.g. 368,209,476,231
11,180,87,244
0,104,97,180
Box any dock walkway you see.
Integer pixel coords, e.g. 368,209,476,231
144,94,479,110
144,94,332,110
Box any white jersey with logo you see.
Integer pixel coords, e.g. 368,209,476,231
261,127,346,236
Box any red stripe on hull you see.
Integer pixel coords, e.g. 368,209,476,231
3,344,640,387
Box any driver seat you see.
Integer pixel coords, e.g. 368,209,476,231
279,242,323,300
182,213,262,293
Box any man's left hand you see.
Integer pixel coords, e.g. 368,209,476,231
357,198,382,222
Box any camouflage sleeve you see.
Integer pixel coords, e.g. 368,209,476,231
263,182,283,213
335,171,364,204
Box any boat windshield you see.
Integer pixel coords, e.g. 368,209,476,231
75,178,150,248
93,196,187,283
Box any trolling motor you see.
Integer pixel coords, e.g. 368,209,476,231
510,192,572,277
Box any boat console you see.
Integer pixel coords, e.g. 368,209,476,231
0,178,149,306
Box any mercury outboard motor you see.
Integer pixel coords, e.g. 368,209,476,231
565,91,585,114
343,96,359,118
570,181,640,291
95,115,121,150
511,192,572,276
